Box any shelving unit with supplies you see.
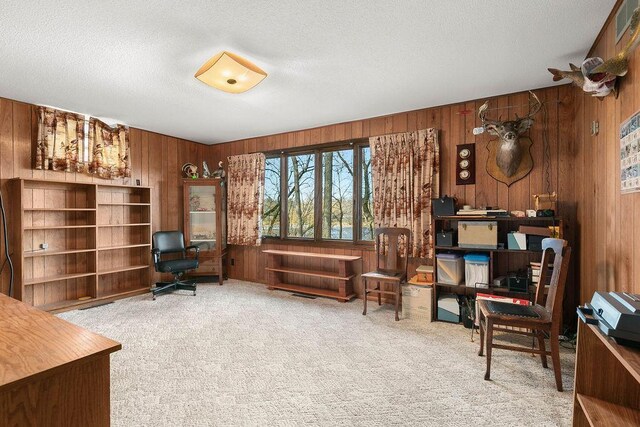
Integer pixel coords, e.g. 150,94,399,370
431,215,562,321
9,178,152,312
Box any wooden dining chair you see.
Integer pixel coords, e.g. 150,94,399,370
477,238,571,391
362,227,410,321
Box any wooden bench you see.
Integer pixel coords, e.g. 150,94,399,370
263,249,361,302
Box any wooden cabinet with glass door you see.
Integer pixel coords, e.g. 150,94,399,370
182,178,227,284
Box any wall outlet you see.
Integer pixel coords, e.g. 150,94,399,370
40,243,48,250
230,258,235,266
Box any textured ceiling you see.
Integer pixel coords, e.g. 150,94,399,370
0,1,615,144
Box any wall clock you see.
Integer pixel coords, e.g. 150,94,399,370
456,143,475,185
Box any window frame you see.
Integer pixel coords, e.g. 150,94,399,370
261,138,373,248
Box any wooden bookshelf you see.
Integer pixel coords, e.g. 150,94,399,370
573,319,640,426
25,225,97,230
24,207,96,212
431,216,563,322
98,243,151,250
97,223,151,227
263,250,360,302
24,271,97,286
98,202,151,206
98,264,149,275
266,266,355,281
9,178,153,312
24,248,96,257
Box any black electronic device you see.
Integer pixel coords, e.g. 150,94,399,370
508,273,530,293
432,196,456,217
536,209,555,217
436,229,457,247
527,235,545,251
578,292,640,347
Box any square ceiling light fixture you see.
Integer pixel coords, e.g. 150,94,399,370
195,51,267,94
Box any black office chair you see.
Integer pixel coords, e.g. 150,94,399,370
151,231,200,300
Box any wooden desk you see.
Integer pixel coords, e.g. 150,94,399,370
573,319,640,426
0,294,121,426
263,250,361,302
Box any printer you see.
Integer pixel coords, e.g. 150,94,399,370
578,291,640,347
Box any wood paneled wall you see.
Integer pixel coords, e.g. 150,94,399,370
0,99,210,295
208,86,577,308
0,85,580,312
570,1,640,304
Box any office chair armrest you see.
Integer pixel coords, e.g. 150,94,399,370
185,245,200,261
151,248,162,265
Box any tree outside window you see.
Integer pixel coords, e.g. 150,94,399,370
287,153,315,238
360,146,374,241
262,157,281,237
261,140,372,243
322,149,354,240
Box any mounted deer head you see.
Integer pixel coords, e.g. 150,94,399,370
478,91,542,178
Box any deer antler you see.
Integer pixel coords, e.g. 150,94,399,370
525,91,542,119
478,101,500,126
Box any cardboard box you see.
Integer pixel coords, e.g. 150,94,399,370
518,225,553,237
458,221,498,249
402,284,433,321
532,192,557,211
415,265,434,283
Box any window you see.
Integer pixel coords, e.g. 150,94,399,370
322,149,354,240
287,153,315,238
360,146,374,240
262,157,281,237
262,139,372,243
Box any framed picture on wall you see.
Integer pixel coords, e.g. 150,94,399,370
620,109,640,194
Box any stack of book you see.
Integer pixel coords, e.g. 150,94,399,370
529,262,553,287
456,208,508,217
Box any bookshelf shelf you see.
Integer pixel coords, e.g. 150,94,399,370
432,216,563,322
10,178,153,312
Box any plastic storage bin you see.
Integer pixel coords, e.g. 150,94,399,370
436,253,464,285
464,253,490,288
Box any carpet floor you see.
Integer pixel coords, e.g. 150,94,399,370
59,280,575,426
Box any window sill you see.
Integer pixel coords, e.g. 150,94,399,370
260,237,375,251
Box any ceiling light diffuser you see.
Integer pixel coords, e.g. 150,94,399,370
195,51,267,94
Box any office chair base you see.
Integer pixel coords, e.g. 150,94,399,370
151,279,197,300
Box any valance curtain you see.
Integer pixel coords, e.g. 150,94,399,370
227,153,266,246
35,106,86,172
88,118,131,179
370,128,440,258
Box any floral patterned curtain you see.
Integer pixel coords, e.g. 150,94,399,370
88,117,131,179
370,128,440,258
227,153,266,246
35,106,85,172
